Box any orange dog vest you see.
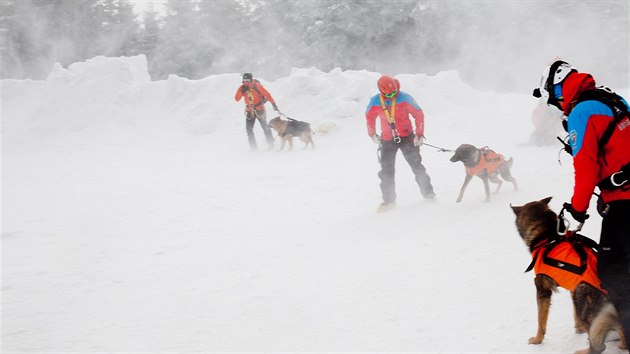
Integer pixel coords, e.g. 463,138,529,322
527,235,605,293
465,147,506,176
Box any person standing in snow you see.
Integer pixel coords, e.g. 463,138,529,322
365,75,436,212
533,60,630,348
235,73,279,151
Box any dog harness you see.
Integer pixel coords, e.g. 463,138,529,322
280,118,310,137
465,147,506,176
525,232,605,293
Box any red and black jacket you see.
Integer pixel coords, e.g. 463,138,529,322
562,73,630,211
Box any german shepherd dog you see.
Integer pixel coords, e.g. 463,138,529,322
268,116,314,151
511,197,626,354
449,144,517,202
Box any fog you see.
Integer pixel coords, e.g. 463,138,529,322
2,53,614,354
1,1,628,93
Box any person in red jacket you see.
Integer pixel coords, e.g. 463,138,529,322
365,75,436,212
533,60,630,349
235,73,279,151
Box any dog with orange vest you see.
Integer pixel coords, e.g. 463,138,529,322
449,144,517,203
511,197,626,354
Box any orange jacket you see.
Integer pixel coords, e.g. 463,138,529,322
465,148,506,176
235,80,276,112
531,239,604,293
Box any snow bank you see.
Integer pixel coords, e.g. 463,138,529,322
5,55,627,353
2,55,536,145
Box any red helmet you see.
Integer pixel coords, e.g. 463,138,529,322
377,75,399,98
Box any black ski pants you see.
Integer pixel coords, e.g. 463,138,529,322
245,109,274,149
598,199,630,341
378,135,435,203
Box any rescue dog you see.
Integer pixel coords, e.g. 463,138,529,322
268,116,314,151
511,197,626,354
449,144,517,202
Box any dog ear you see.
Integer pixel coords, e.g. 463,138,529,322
540,196,553,205
510,204,522,215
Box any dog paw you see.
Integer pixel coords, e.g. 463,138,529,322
528,336,543,345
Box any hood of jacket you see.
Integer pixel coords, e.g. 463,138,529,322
560,72,596,115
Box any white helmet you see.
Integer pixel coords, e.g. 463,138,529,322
533,60,576,110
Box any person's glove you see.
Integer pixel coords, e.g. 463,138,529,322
413,135,425,147
563,202,589,223
371,134,381,144
272,103,279,111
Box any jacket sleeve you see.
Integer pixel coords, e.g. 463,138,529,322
570,113,602,212
366,109,378,137
256,84,276,105
235,86,244,102
410,107,425,137
568,101,617,212
365,97,379,137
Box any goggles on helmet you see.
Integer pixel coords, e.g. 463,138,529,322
383,90,397,99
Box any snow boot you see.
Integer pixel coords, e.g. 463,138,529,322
424,193,438,203
377,202,396,213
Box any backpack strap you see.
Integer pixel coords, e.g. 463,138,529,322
252,80,269,105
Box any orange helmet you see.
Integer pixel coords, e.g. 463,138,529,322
377,75,400,98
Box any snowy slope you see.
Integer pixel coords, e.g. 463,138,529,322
2,55,627,353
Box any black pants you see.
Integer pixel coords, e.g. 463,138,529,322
378,135,435,203
598,199,630,341
245,109,274,149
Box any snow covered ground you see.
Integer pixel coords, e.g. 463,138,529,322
2,55,628,353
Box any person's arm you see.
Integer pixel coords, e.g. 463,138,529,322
256,84,276,106
403,93,424,137
235,85,245,102
365,97,379,139
569,107,604,212
410,107,425,138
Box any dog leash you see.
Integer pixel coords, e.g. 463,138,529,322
423,142,454,153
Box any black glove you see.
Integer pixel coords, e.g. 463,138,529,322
563,202,589,223
241,86,248,94
272,103,279,111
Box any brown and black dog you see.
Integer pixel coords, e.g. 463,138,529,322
450,144,517,202
268,116,314,151
511,197,626,354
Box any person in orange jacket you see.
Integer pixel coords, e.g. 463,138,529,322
235,73,279,150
